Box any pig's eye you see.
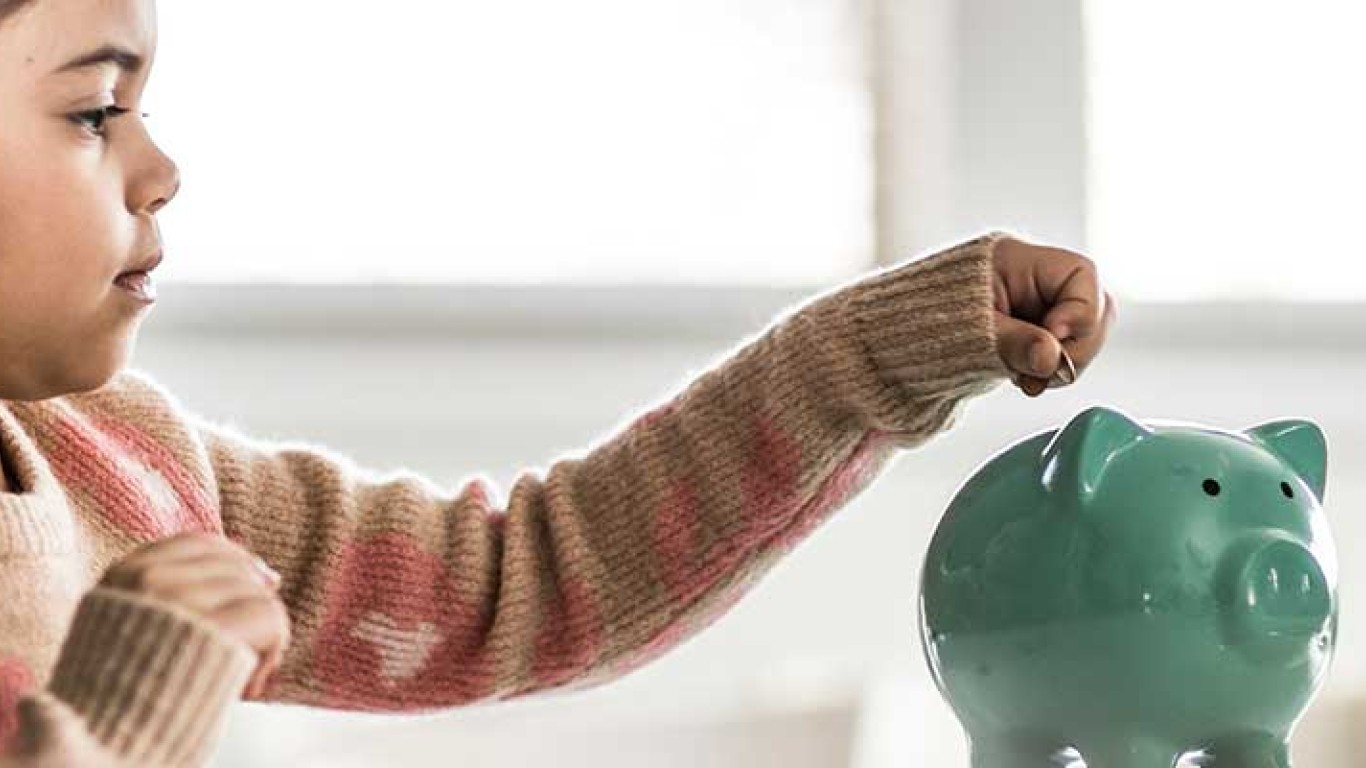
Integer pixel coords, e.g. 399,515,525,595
1202,478,1222,496
1281,481,1295,499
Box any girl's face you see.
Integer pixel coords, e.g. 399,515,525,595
0,0,177,400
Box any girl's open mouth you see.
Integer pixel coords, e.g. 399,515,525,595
115,270,156,303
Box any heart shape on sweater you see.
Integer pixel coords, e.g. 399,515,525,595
349,612,443,685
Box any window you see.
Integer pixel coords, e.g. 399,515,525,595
147,1,874,285
1087,1,1365,301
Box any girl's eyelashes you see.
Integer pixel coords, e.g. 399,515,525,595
69,105,149,137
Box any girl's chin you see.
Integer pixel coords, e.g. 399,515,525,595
63,335,140,396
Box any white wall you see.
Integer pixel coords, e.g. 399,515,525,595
125,291,1366,767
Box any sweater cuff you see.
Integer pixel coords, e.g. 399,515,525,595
814,232,1009,436
46,587,256,768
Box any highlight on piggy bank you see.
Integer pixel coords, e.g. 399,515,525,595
918,406,1336,768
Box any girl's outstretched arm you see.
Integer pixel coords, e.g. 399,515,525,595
171,234,1007,712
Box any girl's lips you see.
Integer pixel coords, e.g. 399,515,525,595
114,270,157,303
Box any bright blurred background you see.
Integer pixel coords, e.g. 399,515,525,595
126,0,1364,765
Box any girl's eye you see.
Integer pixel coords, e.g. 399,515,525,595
70,105,141,136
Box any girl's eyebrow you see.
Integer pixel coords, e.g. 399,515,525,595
48,43,145,77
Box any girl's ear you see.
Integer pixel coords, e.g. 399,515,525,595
1245,420,1327,502
1040,406,1149,506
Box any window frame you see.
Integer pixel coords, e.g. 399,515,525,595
146,0,1355,345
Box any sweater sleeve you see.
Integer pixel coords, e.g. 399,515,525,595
182,233,1008,711
3,589,255,768
0,693,122,768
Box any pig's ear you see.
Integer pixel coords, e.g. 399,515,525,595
1245,420,1327,501
1041,406,1149,505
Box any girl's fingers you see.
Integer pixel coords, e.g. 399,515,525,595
996,312,1065,380
102,535,279,593
1038,258,1104,342
158,574,275,616
95,532,292,702
99,532,222,588
1013,375,1049,398
244,655,270,700
209,594,292,658
105,553,280,600
209,594,292,698
1056,291,1117,375
992,237,1116,395
245,647,284,700
993,237,1107,343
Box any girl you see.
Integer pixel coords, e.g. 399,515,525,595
0,0,1115,765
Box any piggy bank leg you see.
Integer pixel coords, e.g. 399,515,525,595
1075,735,1180,768
1207,733,1291,767
968,732,1070,768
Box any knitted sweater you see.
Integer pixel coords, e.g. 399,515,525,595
0,234,1007,767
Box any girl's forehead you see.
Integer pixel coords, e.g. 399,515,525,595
1,0,157,81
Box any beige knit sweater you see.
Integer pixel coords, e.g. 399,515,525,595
0,235,1007,767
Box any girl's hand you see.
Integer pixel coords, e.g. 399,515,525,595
97,533,290,700
991,236,1117,397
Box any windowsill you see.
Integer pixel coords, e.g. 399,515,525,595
145,281,824,342
144,282,1366,352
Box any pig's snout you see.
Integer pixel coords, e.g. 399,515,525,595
1220,535,1332,659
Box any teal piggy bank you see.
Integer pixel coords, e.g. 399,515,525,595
919,407,1337,768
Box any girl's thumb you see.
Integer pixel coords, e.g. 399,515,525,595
995,312,1063,379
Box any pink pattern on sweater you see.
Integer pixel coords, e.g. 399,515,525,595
42,409,218,538
314,522,609,708
313,531,506,709
462,478,492,508
527,566,605,691
773,429,893,551
613,423,891,676
0,656,35,755
607,414,802,675
653,480,702,603
737,413,804,543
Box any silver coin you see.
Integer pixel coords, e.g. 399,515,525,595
1049,347,1078,387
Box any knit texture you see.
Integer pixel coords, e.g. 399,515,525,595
0,234,1008,766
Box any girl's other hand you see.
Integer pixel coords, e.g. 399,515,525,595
991,236,1117,397
97,532,290,700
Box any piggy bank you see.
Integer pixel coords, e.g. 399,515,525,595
918,407,1337,768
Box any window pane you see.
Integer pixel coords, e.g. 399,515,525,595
1086,1,1366,301
147,1,873,285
